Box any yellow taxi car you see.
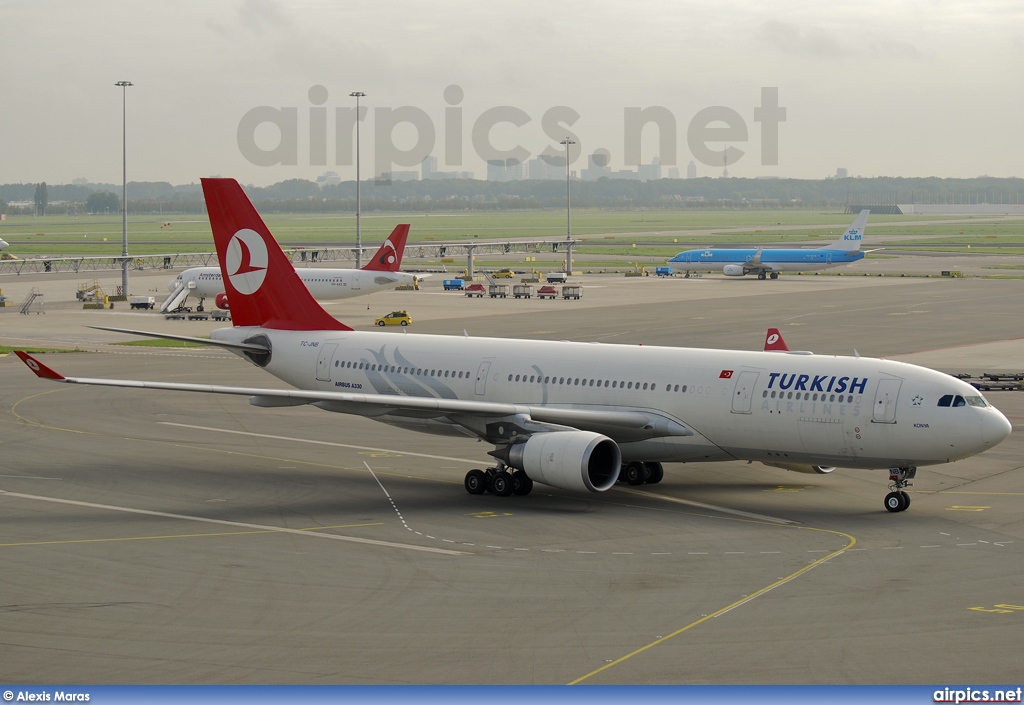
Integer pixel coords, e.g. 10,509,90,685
375,310,412,326
493,269,516,278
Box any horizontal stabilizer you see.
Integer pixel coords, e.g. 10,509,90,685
86,326,270,352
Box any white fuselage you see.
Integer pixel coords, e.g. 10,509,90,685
212,326,1010,471
170,266,418,301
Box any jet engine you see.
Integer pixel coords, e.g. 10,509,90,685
504,431,621,493
723,264,746,277
215,292,230,310
763,462,836,475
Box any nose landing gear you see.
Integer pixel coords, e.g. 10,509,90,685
884,466,916,512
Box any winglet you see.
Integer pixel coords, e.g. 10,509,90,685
14,351,66,380
361,224,410,272
764,328,790,352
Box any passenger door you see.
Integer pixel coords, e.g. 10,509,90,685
731,371,759,414
872,378,902,423
316,343,338,382
475,360,492,396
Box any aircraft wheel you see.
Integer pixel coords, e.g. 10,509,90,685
899,491,911,510
196,304,204,312
623,462,646,486
512,470,533,495
465,469,487,495
490,472,514,497
884,492,905,513
757,271,767,280
644,462,664,484
770,272,779,280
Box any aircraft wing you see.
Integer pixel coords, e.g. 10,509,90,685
744,247,764,272
14,352,691,443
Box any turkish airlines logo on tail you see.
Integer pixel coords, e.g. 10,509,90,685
766,333,780,346
225,229,268,295
720,370,734,379
377,238,397,267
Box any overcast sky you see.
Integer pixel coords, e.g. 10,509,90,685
2,0,1022,186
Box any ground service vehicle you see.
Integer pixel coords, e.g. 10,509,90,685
562,285,583,299
443,279,464,290
129,296,156,309
489,284,510,298
537,285,558,299
375,310,412,326
465,284,486,297
513,284,533,299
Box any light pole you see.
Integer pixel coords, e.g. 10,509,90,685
560,137,575,274
115,80,133,297
350,91,366,268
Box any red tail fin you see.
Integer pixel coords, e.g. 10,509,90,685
764,328,790,352
201,178,351,331
361,224,410,272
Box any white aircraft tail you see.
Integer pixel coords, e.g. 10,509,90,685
825,210,869,252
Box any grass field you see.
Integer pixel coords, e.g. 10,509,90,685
1,209,1022,256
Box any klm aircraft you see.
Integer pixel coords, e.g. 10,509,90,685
667,210,869,280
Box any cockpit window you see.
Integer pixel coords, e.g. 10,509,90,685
938,394,970,407
938,395,953,407
965,396,989,408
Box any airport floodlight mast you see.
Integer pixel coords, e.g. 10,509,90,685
115,80,133,296
560,137,575,240
560,137,576,274
350,91,365,268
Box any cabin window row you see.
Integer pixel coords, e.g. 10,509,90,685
335,360,471,379
764,390,855,403
506,373,689,393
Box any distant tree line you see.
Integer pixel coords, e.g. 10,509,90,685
0,176,1021,215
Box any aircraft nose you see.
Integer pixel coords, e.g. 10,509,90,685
982,409,1012,446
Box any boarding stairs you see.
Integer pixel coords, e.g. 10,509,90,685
160,280,194,313
20,287,44,315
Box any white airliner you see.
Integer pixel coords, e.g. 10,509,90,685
161,224,418,312
16,179,1012,514
0,237,9,250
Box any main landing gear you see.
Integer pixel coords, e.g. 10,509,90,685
884,466,916,512
618,461,665,486
464,465,533,497
756,271,779,281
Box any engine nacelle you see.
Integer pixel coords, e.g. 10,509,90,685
506,431,621,493
215,292,230,310
763,462,836,475
723,264,746,277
